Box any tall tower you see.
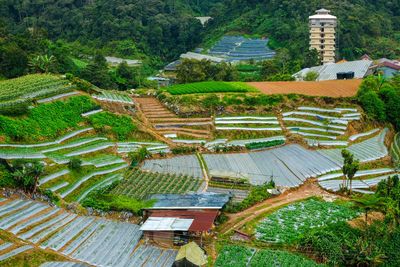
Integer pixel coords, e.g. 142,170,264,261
309,9,337,64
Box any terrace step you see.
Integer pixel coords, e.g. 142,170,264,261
157,127,210,134
149,117,212,123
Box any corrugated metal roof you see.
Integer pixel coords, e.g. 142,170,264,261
149,210,219,231
140,217,193,231
149,192,230,209
294,60,373,81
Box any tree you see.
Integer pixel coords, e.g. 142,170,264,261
176,58,206,83
358,91,386,121
260,59,279,79
29,55,55,73
11,161,44,194
81,51,114,89
303,48,321,68
341,149,360,194
352,194,385,239
304,71,319,81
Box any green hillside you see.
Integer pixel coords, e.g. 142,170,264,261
205,0,400,60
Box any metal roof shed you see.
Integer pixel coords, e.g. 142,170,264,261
140,217,194,231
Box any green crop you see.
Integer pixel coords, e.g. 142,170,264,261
165,81,257,95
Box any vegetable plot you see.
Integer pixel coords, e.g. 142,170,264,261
112,170,203,200
249,248,325,267
166,81,257,95
214,245,255,267
255,199,359,243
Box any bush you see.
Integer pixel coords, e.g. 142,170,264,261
358,91,386,121
224,182,274,213
245,140,285,150
68,158,82,171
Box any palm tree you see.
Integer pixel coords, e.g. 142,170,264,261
352,194,385,239
342,149,360,194
29,55,55,73
11,162,43,194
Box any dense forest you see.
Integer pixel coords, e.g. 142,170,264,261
1,0,400,82
206,0,400,60
0,0,222,63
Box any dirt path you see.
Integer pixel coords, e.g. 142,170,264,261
196,153,209,192
222,182,340,234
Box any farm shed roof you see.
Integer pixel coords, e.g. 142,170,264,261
105,56,141,65
140,217,194,231
149,192,229,209
175,242,207,266
294,60,373,81
164,59,181,71
149,210,219,231
209,169,249,180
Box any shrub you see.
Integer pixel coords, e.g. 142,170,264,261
245,140,285,150
68,158,82,171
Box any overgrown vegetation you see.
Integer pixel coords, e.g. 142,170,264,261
224,181,274,213
357,75,400,130
81,182,156,214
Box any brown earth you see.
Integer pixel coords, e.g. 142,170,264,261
133,97,212,140
247,79,363,98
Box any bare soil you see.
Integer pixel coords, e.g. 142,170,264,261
247,79,363,98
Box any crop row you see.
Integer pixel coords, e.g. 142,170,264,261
112,170,202,200
255,199,359,243
0,74,73,105
245,139,285,150
391,133,400,161
165,81,257,95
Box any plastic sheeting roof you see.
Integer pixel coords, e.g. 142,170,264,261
180,52,225,63
140,217,194,231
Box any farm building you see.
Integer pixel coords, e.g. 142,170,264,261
293,60,372,81
372,58,400,79
141,192,229,247
148,76,171,88
173,242,207,267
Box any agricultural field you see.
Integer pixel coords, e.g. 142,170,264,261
255,198,359,243
0,198,177,267
214,245,323,267
247,79,362,97
133,97,212,140
165,81,258,95
283,106,361,144
0,95,99,141
112,170,204,200
318,167,397,193
91,90,133,104
0,74,74,109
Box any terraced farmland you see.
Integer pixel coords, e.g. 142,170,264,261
91,90,133,104
203,144,340,186
0,198,177,267
141,154,204,178
318,168,397,193
112,170,204,200
215,245,323,267
165,81,257,95
317,128,388,164
255,199,359,243
283,106,361,145
134,97,212,139
0,74,75,108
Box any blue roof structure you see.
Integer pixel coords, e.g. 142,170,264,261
149,192,230,209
